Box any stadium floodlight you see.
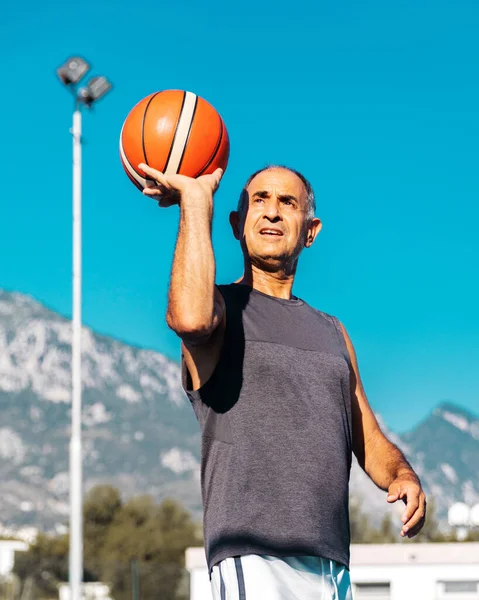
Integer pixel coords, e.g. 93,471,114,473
57,56,112,600
78,76,113,107
56,57,90,86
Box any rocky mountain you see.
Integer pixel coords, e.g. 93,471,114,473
0,289,477,533
0,290,202,531
350,405,479,526
403,402,479,510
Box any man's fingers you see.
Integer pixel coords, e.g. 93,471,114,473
198,167,224,192
402,515,425,538
401,494,426,536
144,179,159,189
139,164,224,196
212,168,224,186
387,477,427,538
139,163,168,186
143,187,161,196
405,516,426,538
400,487,420,524
141,177,179,203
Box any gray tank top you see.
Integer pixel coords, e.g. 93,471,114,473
182,283,353,572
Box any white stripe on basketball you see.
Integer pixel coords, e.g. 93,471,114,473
164,91,197,175
119,129,148,188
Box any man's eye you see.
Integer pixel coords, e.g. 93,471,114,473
253,198,264,203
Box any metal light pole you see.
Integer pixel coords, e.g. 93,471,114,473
57,57,112,600
70,102,83,600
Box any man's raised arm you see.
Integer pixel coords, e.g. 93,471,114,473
139,164,225,344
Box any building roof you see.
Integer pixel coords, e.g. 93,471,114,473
350,543,479,566
0,540,28,551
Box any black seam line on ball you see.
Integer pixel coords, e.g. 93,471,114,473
176,94,198,174
141,91,162,166
121,152,146,190
120,136,145,179
123,158,145,191
163,91,187,173
195,116,224,178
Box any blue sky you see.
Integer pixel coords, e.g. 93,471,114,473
1,0,478,432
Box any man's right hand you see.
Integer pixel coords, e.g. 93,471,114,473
138,163,223,208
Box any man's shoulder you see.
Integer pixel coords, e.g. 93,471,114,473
302,300,341,327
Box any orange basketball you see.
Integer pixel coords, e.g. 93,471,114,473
120,90,230,191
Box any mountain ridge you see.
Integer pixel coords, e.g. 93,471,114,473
0,288,177,362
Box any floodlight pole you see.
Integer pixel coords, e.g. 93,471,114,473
70,104,83,600
57,57,111,600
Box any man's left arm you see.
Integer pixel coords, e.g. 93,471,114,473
340,323,427,539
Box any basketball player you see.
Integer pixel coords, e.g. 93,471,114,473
139,162,426,600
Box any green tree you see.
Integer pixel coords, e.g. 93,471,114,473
13,488,200,600
13,532,69,598
464,529,479,542
371,513,397,544
100,495,199,600
83,484,122,575
349,498,377,543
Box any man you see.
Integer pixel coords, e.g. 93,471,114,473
139,161,426,600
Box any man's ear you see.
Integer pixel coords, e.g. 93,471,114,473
305,217,322,248
229,211,241,240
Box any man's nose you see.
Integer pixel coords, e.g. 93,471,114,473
262,198,282,221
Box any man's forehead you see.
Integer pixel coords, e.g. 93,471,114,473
247,168,307,199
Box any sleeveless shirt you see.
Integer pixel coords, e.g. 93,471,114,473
181,283,353,572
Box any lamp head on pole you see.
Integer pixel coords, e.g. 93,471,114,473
56,57,112,109
56,57,91,86
78,76,113,107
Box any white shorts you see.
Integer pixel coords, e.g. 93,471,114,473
210,555,352,600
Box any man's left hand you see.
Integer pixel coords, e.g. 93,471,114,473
387,474,426,538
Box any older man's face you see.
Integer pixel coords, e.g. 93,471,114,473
236,168,316,271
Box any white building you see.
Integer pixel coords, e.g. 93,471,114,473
58,582,113,600
350,543,479,600
186,543,479,600
0,539,28,577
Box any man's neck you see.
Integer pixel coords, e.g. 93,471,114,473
236,265,296,300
